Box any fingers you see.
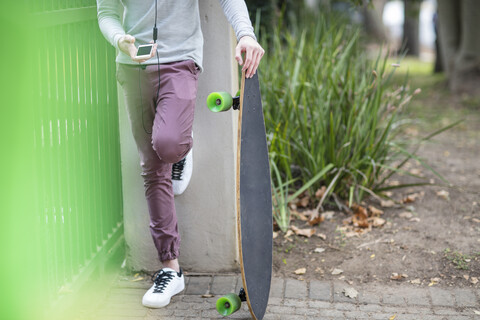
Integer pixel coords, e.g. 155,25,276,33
123,34,135,44
236,36,265,78
235,45,244,66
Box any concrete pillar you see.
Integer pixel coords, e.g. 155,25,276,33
118,0,239,273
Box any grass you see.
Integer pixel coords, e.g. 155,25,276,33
258,12,446,231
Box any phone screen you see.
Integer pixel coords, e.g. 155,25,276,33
137,45,153,56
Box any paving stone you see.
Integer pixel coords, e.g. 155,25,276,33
334,302,358,311
173,309,201,317
308,300,333,309
453,288,478,307
283,299,308,308
358,303,382,312
146,308,175,317
358,289,382,305
333,281,358,303
96,306,148,317
270,278,285,298
234,275,243,294
309,280,331,301
381,286,407,306
284,279,307,299
268,297,283,306
185,276,212,295
403,287,431,306
294,307,320,316
210,276,236,295
267,305,296,314
429,287,456,307
316,308,346,318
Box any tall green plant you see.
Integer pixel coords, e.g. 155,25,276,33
260,13,436,214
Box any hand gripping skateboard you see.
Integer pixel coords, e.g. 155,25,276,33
207,71,273,320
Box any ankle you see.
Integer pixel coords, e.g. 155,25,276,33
162,259,180,273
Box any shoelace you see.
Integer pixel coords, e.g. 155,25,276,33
171,158,186,181
151,270,175,293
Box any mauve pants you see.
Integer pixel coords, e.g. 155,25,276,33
116,60,199,262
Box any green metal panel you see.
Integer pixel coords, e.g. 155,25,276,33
31,3,124,314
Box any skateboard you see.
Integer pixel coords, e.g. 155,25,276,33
207,71,273,320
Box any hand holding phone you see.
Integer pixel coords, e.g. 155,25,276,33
118,35,156,63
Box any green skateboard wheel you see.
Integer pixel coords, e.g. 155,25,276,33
216,293,242,316
207,91,233,112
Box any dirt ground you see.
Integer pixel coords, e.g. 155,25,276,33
272,73,480,289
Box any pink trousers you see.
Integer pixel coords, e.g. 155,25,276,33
116,60,199,262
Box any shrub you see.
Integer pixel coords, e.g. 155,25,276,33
259,14,422,231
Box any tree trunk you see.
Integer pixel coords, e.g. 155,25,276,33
438,0,480,96
362,0,388,42
403,0,421,56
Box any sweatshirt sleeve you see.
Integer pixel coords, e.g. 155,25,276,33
96,0,125,50
218,0,257,42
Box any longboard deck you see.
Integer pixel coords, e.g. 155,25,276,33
237,71,273,320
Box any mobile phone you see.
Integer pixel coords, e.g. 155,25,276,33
135,44,154,60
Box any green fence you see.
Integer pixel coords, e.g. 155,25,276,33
31,1,124,315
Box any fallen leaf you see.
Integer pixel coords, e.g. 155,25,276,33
399,211,413,219
472,218,480,223
428,277,441,286
315,267,324,273
284,230,294,242
294,268,306,275
299,195,310,208
306,210,325,226
471,277,478,285
409,168,423,176
315,233,327,240
463,275,470,281
409,217,421,222
323,211,335,220
315,186,326,199
380,200,396,208
314,248,326,253
352,204,368,218
473,310,480,315
368,205,384,216
291,226,316,238
295,211,309,221
436,190,449,200
403,192,423,203
273,232,278,239
332,268,344,275
343,287,358,299
390,273,408,280
201,294,215,298
131,276,144,282
410,279,421,284
370,254,375,259
389,315,397,320
372,217,386,227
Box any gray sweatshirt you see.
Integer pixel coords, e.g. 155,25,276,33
97,0,256,69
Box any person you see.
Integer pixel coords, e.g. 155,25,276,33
96,0,264,309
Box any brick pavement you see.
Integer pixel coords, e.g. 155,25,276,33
86,274,480,320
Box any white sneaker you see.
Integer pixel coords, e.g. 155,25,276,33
172,147,193,196
142,268,185,308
